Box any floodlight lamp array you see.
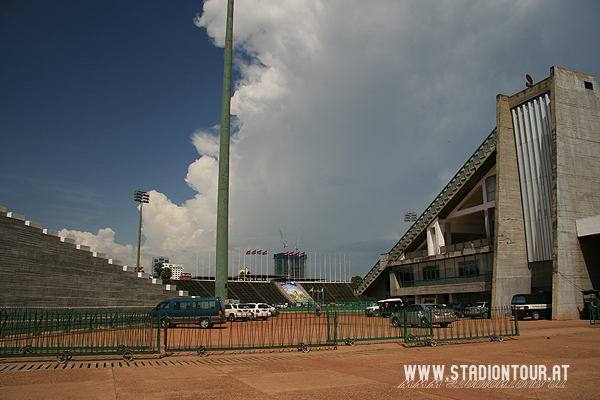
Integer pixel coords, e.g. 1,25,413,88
134,190,149,203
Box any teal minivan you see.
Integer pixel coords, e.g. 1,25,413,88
151,297,225,328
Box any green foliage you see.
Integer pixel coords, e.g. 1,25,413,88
160,267,172,279
153,262,172,279
153,262,164,276
350,274,363,288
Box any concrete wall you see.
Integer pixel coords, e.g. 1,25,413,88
551,66,600,319
491,94,531,308
0,208,185,308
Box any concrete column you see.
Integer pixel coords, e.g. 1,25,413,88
551,66,600,319
491,94,531,307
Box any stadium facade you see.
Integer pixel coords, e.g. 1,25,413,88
356,67,600,319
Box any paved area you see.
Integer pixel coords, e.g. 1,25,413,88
0,319,598,399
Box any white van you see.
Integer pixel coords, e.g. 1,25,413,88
511,293,551,320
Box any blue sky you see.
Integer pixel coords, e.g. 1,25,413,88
2,0,600,279
2,1,223,242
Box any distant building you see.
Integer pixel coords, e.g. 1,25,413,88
163,263,184,280
151,256,169,266
274,252,306,280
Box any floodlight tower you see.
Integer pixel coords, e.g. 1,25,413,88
404,211,417,224
134,190,150,272
215,0,234,300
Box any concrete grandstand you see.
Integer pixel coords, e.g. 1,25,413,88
0,206,357,307
356,66,600,319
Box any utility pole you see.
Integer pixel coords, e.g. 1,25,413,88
215,0,234,300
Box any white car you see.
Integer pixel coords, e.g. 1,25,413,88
243,303,271,320
224,304,255,321
365,304,380,317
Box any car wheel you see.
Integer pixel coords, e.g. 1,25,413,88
391,316,400,327
228,313,235,322
531,311,540,320
482,311,489,319
161,318,171,328
200,318,211,329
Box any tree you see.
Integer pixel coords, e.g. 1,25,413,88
350,275,363,289
153,262,172,279
160,267,172,280
153,262,164,277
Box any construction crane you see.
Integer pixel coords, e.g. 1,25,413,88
279,230,288,253
295,228,301,253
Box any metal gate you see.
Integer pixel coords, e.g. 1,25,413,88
0,308,159,363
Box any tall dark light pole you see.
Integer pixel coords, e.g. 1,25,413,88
215,0,234,300
134,190,149,272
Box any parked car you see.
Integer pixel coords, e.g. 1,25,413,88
245,303,272,319
151,297,226,329
464,302,490,319
449,302,473,318
267,304,280,317
511,293,551,320
224,303,255,321
365,303,380,317
390,304,457,328
374,298,404,318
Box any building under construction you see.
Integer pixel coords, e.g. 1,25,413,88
273,252,307,280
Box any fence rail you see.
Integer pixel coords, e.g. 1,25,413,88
0,305,518,361
590,300,600,325
163,310,337,355
0,308,159,362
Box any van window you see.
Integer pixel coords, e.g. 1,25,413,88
531,295,550,304
157,302,170,310
173,301,191,311
512,295,526,304
192,300,216,309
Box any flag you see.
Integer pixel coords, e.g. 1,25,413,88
257,250,262,255
263,250,267,255
300,252,306,256
310,287,314,293
252,250,257,255
246,250,251,255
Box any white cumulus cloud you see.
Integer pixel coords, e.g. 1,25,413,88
68,0,600,276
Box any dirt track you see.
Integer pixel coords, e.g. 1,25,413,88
0,319,598,399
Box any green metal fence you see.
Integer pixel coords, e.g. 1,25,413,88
162,310,337,355
1,305,518,361
398,306,518,346
335,306,517,347
0,308,159,362
590,300,600,325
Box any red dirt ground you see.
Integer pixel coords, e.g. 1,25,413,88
0,318,598,399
